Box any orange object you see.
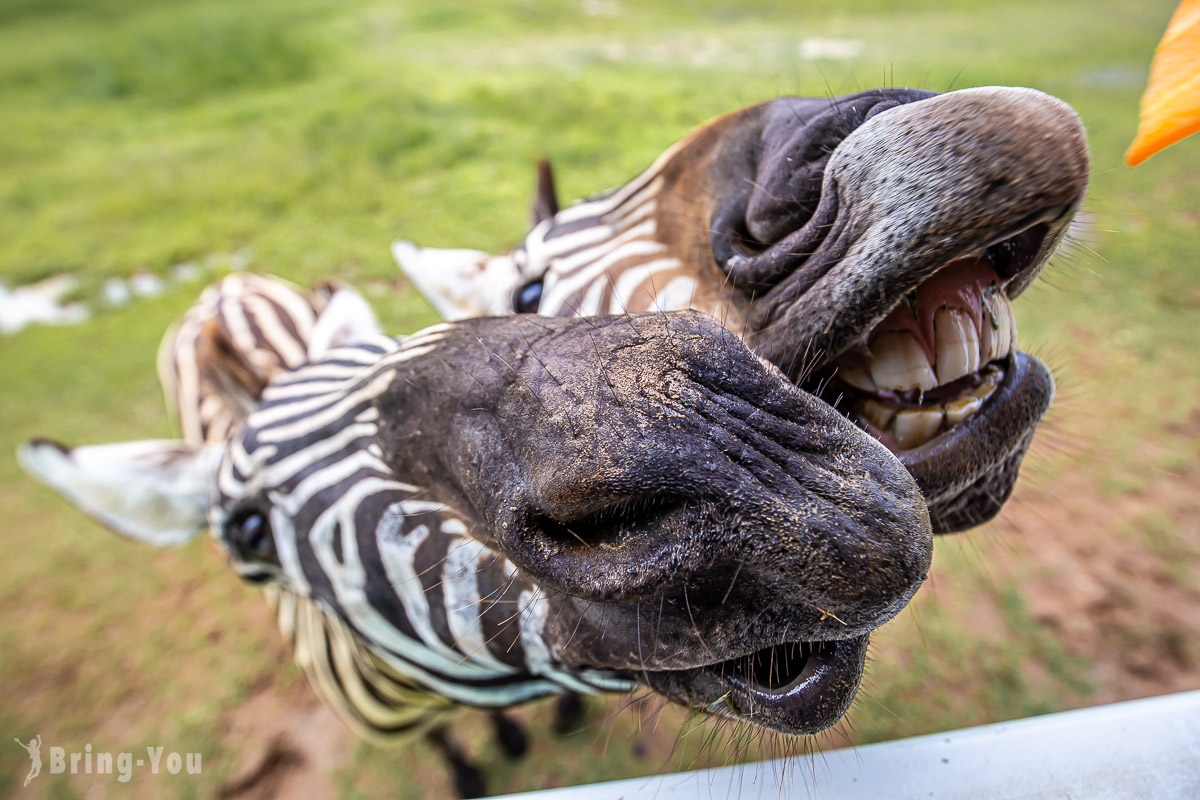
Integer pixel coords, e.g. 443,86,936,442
1126,0,1200,166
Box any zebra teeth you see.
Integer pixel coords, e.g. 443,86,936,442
837,361,877,393
891,408,944,450
943,395,984,426
833,255,1020,399
981,289,1017,363
868,332,937,393
860,399,896,431
971,365,1004,402
934,307,981,385
817,250,1031,453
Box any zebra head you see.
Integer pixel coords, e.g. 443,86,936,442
396,86,1090,534
21,307,931,736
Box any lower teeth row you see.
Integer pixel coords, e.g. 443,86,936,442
858,365,1004,450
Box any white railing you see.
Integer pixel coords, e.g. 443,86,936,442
496,690,1200,799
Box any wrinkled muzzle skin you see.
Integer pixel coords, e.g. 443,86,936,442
530,87,1089,532
370,313,932,733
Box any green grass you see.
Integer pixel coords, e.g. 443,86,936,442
2,0,1198,796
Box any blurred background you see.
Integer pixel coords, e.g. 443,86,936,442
1,0,1197,797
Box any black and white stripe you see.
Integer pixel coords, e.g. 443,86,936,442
515,139,716,319
161,277,630,745
219,334,629,708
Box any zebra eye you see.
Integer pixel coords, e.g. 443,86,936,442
226,509,276,562
513,280,543,313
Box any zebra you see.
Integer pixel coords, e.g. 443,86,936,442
20,278,933,797
395,85,1090,534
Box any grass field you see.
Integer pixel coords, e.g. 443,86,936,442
2,0,1198,797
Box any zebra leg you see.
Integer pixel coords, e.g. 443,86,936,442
426,725,486,799
551,693,586,735
489,710,528,758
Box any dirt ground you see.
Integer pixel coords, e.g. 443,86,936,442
992,448,1200,704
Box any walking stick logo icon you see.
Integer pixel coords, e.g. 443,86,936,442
15,735,42,786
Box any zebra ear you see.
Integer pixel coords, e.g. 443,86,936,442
391,240,522,320
307,285,381,360
531,158,559,226
17,438,221,547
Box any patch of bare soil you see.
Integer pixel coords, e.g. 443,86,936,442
216,681,353,800
991,443,1200,703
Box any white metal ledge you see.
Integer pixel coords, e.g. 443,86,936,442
497,690,1200,799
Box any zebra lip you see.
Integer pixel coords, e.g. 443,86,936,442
894,350,1043,467
895,350,1053,524
645,634,868,734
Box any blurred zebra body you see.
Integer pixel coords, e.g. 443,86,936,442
158,273,330,445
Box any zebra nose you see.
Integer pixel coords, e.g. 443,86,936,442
489,315,932,628
826,86,1089,277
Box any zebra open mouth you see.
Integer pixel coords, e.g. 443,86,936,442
645,635,869,733
807,214,1055,452
707,87,1088,533
798,212,1062,530
820,253,1021,453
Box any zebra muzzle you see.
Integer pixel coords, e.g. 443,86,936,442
453,311,932,734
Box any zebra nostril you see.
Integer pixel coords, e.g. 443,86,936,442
526,495,688,553
499,495,735,605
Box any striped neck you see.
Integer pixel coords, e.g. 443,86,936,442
518,115,750,326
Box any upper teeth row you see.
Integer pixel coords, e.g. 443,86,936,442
841,292,1016,393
